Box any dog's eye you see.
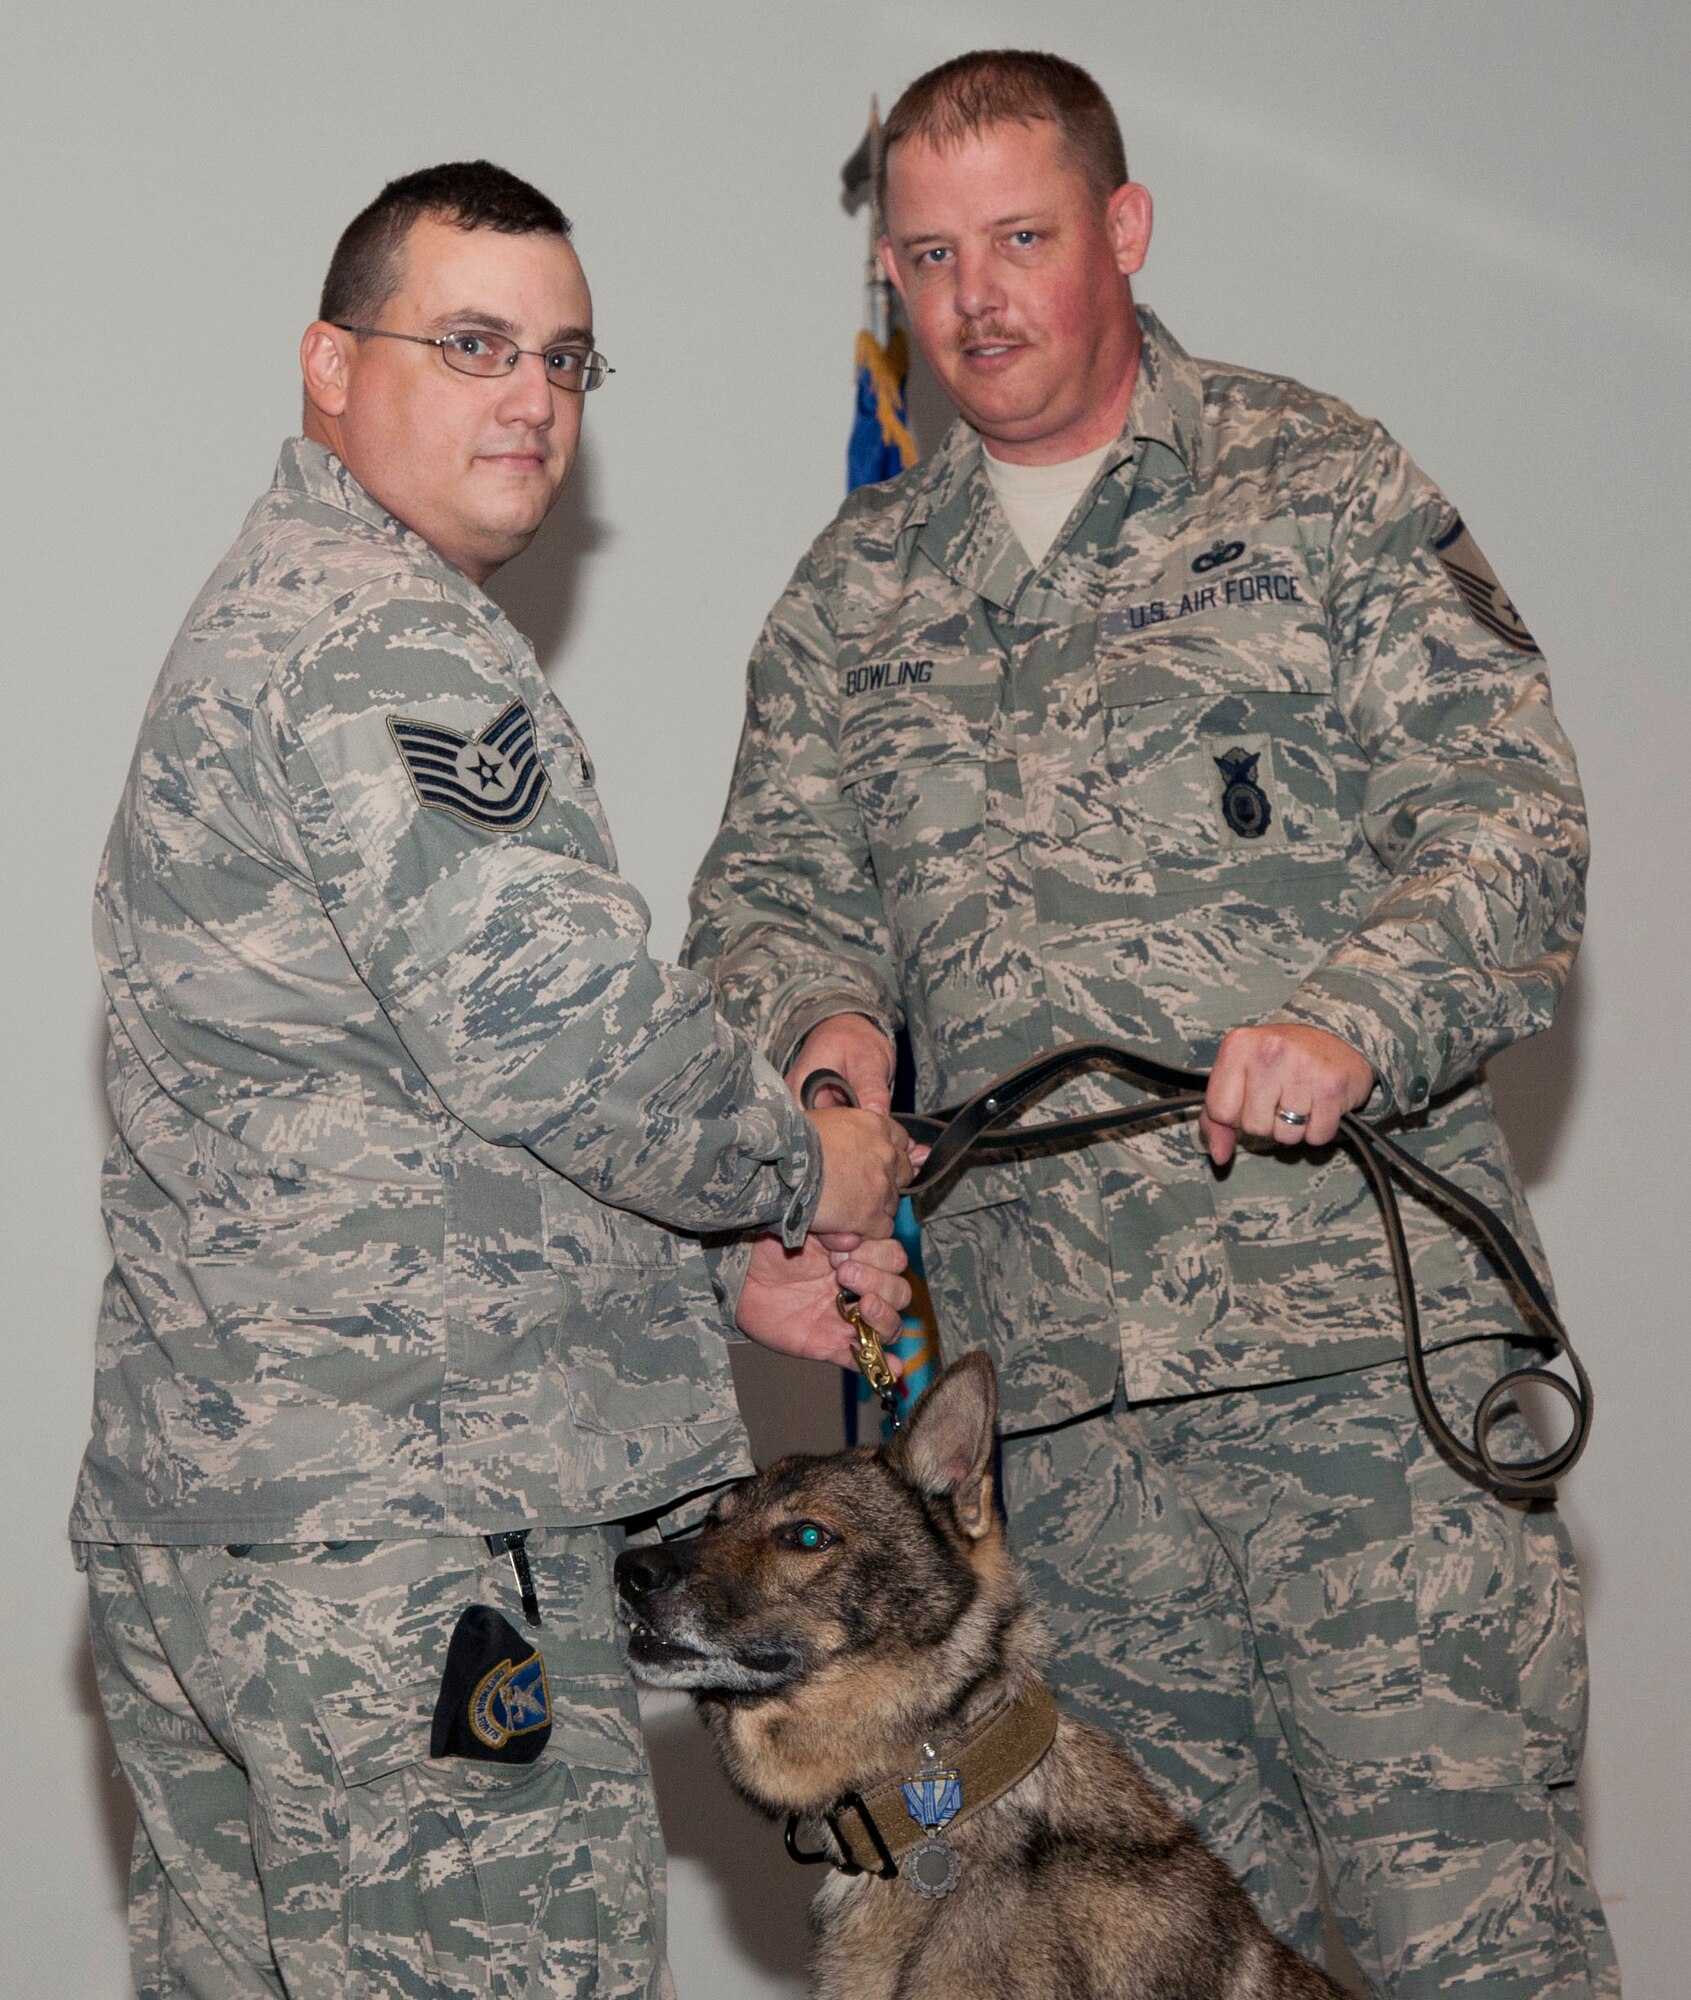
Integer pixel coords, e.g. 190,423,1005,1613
778,1520,834,1553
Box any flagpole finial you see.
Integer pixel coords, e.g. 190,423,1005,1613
842,94,900,355
840,95,883,220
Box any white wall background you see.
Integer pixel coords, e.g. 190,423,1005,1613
5,3,1686,1993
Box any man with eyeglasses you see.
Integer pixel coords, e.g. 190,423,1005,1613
72,159,914,1999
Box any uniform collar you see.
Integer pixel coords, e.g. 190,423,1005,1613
271,436,475,596
897,306,1203,609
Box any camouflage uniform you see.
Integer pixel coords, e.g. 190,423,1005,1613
685,310,1616,1993
84,1531,666,2000
74,438,821,1995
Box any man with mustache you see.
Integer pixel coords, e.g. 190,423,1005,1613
73,159,914,1998
687,52,1612,1999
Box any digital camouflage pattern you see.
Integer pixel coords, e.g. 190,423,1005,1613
686,308,1586,1431
1003,1341,1618,1998
74,437,818,1545
85,1528,674,1999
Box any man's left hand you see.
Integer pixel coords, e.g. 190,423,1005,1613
1199,1024,1374,1167
734,1231,912,1369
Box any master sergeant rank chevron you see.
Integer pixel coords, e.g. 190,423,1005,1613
388,697,552,830
1432,515,1540,654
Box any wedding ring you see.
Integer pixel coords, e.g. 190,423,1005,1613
1275,1108,1310,1129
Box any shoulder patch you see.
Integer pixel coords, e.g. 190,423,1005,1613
1432,516,1539,654
387,699,552,831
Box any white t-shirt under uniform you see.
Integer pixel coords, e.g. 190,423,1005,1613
982,441,1113,566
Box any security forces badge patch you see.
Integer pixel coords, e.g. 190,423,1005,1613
388,698,552,831
1432,515,1539,654
1214,747,1272,838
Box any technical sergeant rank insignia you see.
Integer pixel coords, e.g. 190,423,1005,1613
1215,747,1272,839
901,1758,964,1897
388,698,552,831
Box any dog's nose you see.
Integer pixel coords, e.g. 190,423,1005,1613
615,1545,679,1605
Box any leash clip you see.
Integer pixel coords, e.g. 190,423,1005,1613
836,1288,902,1431
839,1291,896,1395
801,1066,905,1431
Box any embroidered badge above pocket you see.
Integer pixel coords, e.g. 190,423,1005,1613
388,698,552,831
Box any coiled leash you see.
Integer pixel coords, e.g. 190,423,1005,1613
807,1042,1591,1499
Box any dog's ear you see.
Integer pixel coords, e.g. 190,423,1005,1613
891,1352,998,1539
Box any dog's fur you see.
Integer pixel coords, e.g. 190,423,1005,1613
615,1353,1349,2000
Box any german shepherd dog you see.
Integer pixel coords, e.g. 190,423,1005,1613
615,1353,1349,1999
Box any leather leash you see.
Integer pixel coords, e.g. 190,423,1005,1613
806,1041,1591,1499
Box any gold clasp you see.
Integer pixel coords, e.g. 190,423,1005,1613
837,1290,896,1396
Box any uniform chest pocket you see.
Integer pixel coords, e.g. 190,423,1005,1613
838,682,997,884
1096,627,1364,878
836,682,1001,1009
1094,522,1367,874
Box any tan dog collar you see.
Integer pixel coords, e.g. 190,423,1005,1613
789,1681,1059,1890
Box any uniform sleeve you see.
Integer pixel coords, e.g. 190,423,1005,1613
256,577,820,1244
682,549,904,1069
1269,428,1587,1114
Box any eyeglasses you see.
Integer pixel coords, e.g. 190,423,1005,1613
334,324,614,392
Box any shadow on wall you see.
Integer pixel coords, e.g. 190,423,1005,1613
1486,958,1586,1190
485,433,607,677
643,1692,813,1992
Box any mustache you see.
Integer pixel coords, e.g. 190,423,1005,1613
956,321,1026,353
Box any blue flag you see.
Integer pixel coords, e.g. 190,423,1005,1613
849,328,917,489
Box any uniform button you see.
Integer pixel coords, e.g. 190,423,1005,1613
1053,810,1078,840
224,1544,253,1558
1408,1074,1429,1102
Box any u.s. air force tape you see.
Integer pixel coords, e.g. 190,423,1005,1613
388,698,551,831
431,1604,552,1765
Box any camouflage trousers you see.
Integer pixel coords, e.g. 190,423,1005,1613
81,1528,673,1999
1001,1340,1619,1998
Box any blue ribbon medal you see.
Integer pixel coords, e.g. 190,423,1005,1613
901,1756,963,1898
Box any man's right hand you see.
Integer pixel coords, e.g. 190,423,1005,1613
788,1013,898,1115
807,1105,915,1238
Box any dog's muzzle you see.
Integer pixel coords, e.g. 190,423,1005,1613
613,1545,798,1692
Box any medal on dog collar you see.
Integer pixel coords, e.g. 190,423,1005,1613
902,1749,963,1898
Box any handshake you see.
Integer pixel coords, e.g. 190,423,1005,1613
732,1013,921,1373
796,1011,920,1237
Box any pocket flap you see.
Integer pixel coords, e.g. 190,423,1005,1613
318,1677,440,1789
917,1161,1023,1221
839,683,997,783
1097,652,1327,708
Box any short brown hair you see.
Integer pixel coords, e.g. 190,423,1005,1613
878,51,1128,216
319,160,571,329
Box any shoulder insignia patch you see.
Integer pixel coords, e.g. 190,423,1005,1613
468,1649,552,1751
1432,516,1540,654
387,699,551,831
430,1604,553,1766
